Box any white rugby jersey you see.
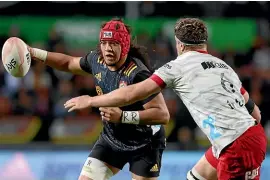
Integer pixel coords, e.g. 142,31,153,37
151,51,255,158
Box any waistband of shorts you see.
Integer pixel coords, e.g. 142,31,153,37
242,122,264,139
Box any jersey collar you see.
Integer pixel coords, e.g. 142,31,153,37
195,50,208,54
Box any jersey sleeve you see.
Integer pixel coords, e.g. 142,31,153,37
150,61,176,88
240,86,247,95
79,51,97,74
133,70,159,105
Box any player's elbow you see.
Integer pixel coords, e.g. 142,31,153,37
159,109,170,125
68,57,89,75
252,105,261,123
251,105,262,123
256,115,261,124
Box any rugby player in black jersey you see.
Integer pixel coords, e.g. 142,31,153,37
28,18,170,180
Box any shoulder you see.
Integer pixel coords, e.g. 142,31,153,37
123,56,150,77
132,57,149,70
151,58,180,87
83,50,100,62
155,58,179,75
81,50,105,65
80,50,102,73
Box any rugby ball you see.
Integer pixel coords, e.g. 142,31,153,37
1,37,31,77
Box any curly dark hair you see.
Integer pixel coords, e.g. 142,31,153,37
97,17,152,72
174,18,208,46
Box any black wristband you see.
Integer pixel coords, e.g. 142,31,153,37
245,98,255,114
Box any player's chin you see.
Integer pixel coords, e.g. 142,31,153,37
104,59,118,66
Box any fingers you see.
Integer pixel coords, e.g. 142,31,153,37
99,107,110,113
64,98,76,106
101,116,110,121
64,101,75,109
68,106,77,112
101,112,110,122
64,98,77,112
100,111,110,118
100,111,112,122
63,102,76,112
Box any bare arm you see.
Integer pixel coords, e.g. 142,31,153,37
100,92,170,125
138,93,170,125
29,47,89,76
90,78,162,108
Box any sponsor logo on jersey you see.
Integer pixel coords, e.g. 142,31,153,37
163,63,172,69
97,57,105,64
95,72,102,81
201,61,228,70
95,86,103,95
202,115,222,140
87,159,92,166
150,164,159,172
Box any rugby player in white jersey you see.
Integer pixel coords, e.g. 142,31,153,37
188,86,262,180
65,18,267,180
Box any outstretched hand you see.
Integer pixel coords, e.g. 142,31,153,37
64,95,92,112
26,45,39,61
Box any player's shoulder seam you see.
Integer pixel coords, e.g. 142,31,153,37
123,61,138,76
163,58,178,67
89,50,104,65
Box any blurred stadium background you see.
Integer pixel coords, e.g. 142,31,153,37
0,1,270,179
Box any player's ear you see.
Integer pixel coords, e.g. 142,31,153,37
181,42,187,52
176,42,185,55
179,43,183,50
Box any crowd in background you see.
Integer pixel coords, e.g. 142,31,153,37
0,1,270,150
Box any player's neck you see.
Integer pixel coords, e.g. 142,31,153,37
182,47,208,54
107,56,127,71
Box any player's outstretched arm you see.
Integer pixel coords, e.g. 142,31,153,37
28,46,89,76
91,78,161,107
64,78,162,112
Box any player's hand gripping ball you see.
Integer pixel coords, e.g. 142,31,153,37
1,37,31,77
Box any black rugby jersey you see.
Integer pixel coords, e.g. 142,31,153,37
80,50,165,151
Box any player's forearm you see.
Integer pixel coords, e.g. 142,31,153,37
243,91,261,123
137,108,170,125
36,50,75,72
90,79,161,108
90,84,148,107
251,104,261,123
30,47,79,73
90,90,134,107
45,52,76,72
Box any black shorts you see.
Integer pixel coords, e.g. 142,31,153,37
89,136,164,177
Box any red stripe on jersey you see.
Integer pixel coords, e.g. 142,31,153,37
240,87,246,95
150,74,166,89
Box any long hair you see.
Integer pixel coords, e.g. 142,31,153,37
97,17,153,72
129,39,152,72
